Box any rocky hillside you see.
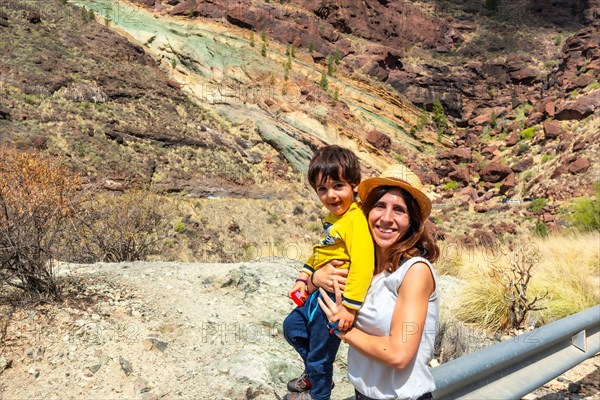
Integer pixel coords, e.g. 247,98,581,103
126,0,600,240
0,0,599,255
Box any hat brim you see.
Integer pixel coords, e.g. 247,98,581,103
357,177,432,220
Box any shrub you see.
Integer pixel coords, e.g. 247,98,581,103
533,222,549,238
70,192,173,262
326,54,336,76
568,182,600,232
456,243,547,332
520,127,535,140
528,198,547,212
331,86,339,106
319,70,328,91
490,111,497,128
516,142,529,155
554,34,563,46
432,100,447,138
0,147,80,300
173,221,186,234
444,180,459,190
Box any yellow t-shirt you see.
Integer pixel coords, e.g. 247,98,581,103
301,202,375,310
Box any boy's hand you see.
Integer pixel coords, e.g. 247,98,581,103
334,306,356,332
288,280,307,298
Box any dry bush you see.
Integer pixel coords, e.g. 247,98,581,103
454,234,599,332
0,147,80,300
455,242,547,332
67,191,173,262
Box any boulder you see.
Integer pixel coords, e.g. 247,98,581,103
365,130,391,152
469,112,491,126
512,157,533,173
572,138,589,152
481,145,500,158
543,100,556,117
436,147,472,163
479,162,513,183
506,56,539,84
565,74,597,91
448,164,471,185
505,132,519,147
555,92,599,120
568,158,590,174
551,163,567,179
543,120,563,139
499,173,516,195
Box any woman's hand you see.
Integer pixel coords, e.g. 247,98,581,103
318,280,350,340
311,260,348,292
317,280,343,323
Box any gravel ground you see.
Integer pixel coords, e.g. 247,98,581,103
0,260,598,400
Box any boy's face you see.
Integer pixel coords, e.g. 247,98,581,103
314,174,357,216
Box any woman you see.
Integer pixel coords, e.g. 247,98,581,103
315,164,440,400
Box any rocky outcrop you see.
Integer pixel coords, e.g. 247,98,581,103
137,0,460,76
366,130,391,152
555,92,600,120
550,26,600,93
479,162,512,183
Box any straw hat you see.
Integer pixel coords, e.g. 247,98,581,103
357,164,432,220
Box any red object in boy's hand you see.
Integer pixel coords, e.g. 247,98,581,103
291,290,308,306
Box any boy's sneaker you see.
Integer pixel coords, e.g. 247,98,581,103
286,372,335,393
287,372,312,393
283,392,314,400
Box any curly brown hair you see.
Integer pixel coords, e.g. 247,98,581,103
361,185,439,273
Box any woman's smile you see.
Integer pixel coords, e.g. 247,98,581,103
368,188,409,250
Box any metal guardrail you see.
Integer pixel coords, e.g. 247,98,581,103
431,304,600,399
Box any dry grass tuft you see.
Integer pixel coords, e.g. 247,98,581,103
530,232,600,323
451,232,599,332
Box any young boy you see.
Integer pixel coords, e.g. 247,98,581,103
283,145,375,400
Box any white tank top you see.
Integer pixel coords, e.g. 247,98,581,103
348,257,438,399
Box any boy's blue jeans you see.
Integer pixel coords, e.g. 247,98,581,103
283,291,341,400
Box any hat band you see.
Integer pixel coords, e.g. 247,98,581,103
381,176,417,188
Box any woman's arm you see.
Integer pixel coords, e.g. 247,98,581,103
319,262,434,370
